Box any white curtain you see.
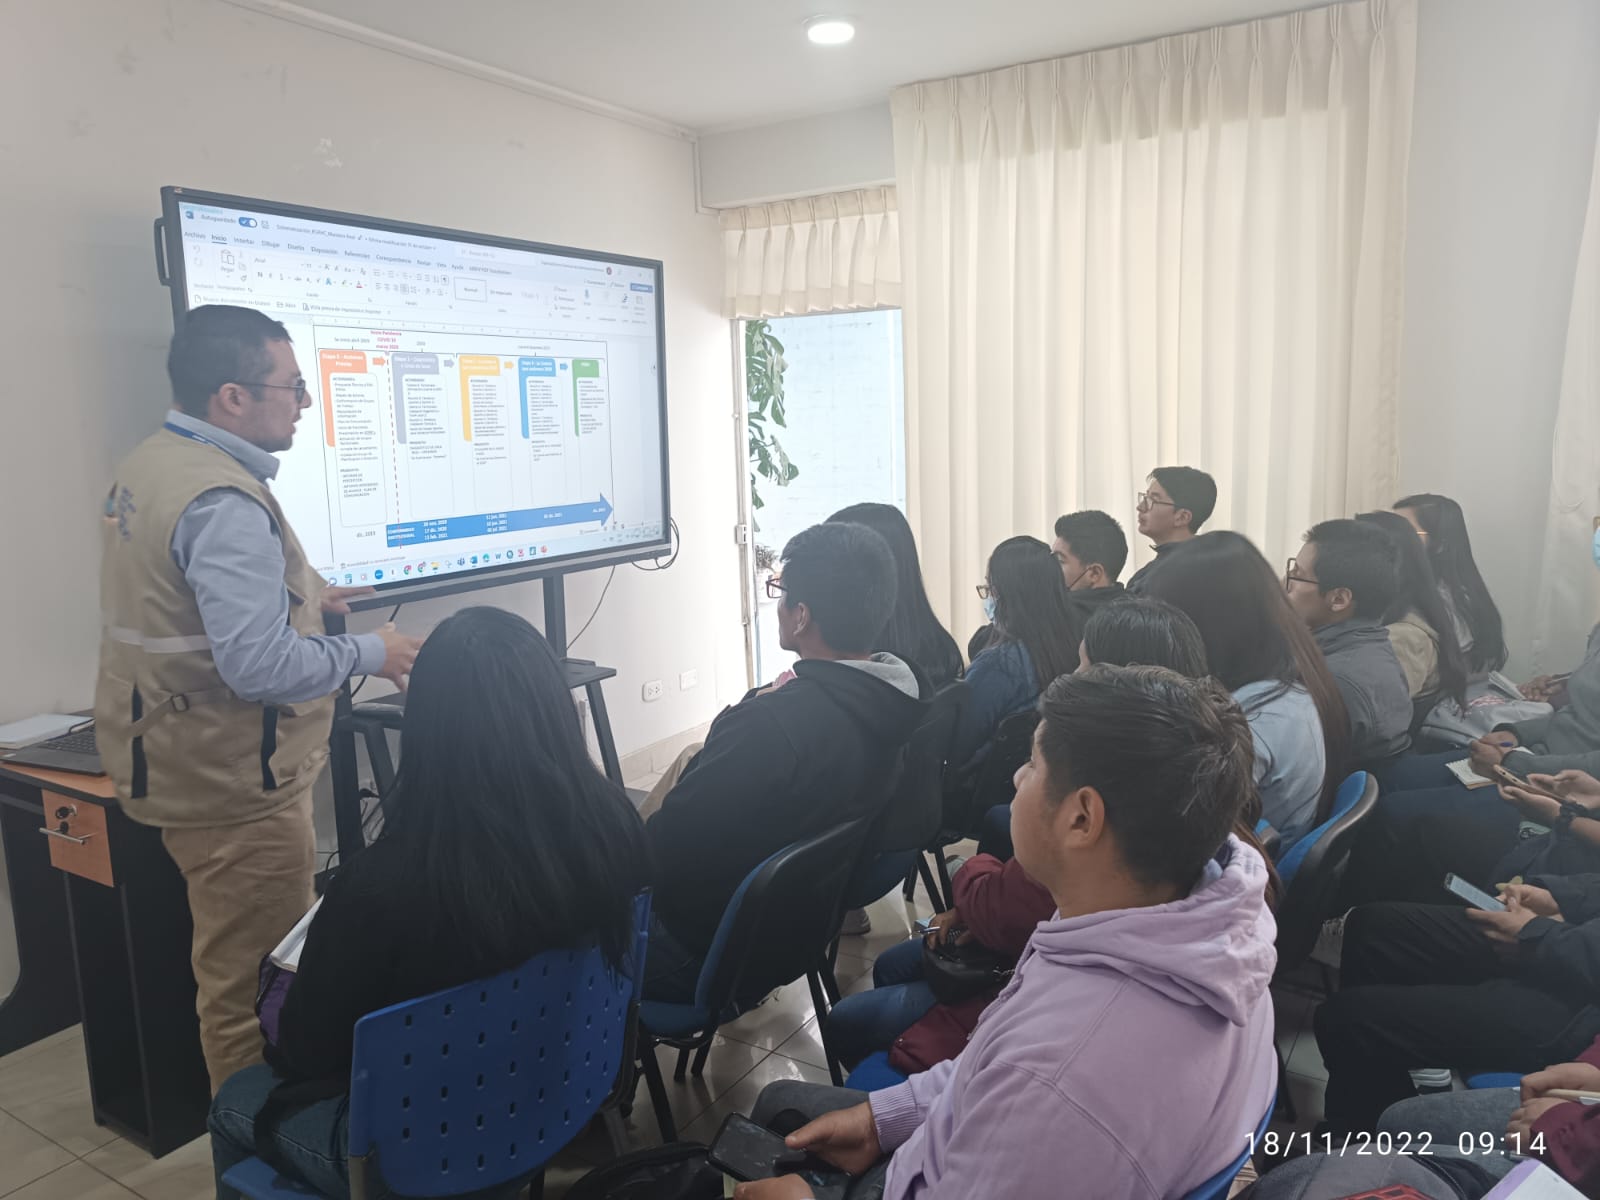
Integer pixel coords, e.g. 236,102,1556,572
721,187,900,319
892,0,1417,628
1533,115,1600,668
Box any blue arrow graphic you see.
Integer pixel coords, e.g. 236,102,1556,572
385,494,614,547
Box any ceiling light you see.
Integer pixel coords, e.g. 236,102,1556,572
806,17,855,46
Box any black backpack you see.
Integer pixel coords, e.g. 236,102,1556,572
564,1144,725,1200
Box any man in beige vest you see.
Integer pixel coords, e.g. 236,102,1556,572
96,305,421,1091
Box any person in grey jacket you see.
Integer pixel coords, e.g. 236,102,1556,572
1285,520,1413,767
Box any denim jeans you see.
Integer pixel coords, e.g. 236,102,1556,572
211,1064,525,1199
824,938,938,1067
210,1063,373,1200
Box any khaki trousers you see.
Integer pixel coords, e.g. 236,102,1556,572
161,792,316,1093
637,742,704,820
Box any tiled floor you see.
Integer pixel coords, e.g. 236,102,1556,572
0,854,1331,1200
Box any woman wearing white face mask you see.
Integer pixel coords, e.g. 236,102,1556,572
950,536,1081,770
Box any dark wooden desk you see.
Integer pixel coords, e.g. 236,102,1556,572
0,763,209,1157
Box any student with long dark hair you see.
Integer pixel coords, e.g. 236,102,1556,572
209,608,650,1198
952,536,1081,768
1357,510,1469,707
828,502,963,688
1148,531,1351,846
1394,493,1508,676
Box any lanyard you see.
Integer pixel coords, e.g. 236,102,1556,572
163,420,228,452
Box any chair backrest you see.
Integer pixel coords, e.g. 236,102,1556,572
1274,771,1380,971
943,708,1039,838
345,893,651,1197
871,680,968,853
696,817,873,1015
1178,1093,1276,1200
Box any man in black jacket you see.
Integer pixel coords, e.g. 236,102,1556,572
1052,509,1131,627
1315,874,1600,1134
643,522,927,1002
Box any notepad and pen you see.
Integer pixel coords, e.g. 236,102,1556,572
1446,757,1499,789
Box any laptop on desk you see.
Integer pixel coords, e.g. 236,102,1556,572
3,725,103,776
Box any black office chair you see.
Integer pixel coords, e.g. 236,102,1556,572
831,681,965,916
1269,770,1380,1123
917,708,1039,910
1274,771,1381,978
636,817,873,1139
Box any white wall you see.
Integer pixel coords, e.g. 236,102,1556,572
0,0,745,740
697,104,895,208
1397,0,1600,673
0,0,747,996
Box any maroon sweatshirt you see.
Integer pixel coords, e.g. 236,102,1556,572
1535,1036,1600,1196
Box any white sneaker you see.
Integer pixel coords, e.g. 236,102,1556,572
839,907,871,936
1310,913,1348,968
1409,1068,1453,1092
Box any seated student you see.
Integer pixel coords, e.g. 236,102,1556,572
730,666,1277,1200
1357,510,1469,706
827,599,1279,1075
828,502,964,689
1337,542,1600,909
1379,1036,1600,1193
208,608,650,1199
1315,870,1600,1136
1395,493,1509,681
1051,509,1130,621
1284,519,1413,766
643,522,926,1002
1148,531,1351,848
1125,464,1217,594
952,535,1080,770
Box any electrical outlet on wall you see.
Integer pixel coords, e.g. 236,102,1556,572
642,679,664,702
679,669,698,691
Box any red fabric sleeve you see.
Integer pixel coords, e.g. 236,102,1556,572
950,853,1055,959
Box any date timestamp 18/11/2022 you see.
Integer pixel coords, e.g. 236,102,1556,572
1248,1131,1546,1158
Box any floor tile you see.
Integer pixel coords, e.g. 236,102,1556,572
571,1034,771,1159
85,1134,213,1200
0,1026,83,1074
774,1018,830,1072
0,1110,75,1197
683,1052,834,1138
2,1161,141,1200
720,983,824,1054
0,1026,118,1157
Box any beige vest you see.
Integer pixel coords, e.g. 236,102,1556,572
94,427,337,827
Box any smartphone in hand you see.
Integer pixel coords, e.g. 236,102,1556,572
1444,873,1507,913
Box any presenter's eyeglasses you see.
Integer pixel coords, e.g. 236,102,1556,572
242,379,309,402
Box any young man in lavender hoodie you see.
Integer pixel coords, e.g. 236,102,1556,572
733,664,1279,1200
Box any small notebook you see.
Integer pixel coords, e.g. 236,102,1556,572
268,898,324,971
0,713,82,750
1483,1160,1585,1199
1446,757,1497,789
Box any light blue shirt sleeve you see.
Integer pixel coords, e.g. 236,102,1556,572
171,488,386,704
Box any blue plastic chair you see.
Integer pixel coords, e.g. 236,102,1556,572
1272,771,1379,978
639,818,872,1140
1179,1093,1276,1200
222,894,651,1200
843,1050,909,1093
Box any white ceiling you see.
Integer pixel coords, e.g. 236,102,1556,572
278,0,1317,133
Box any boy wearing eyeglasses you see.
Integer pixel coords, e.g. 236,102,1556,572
1126,465,1217,594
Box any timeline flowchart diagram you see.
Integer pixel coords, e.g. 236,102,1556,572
317,342,615,552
